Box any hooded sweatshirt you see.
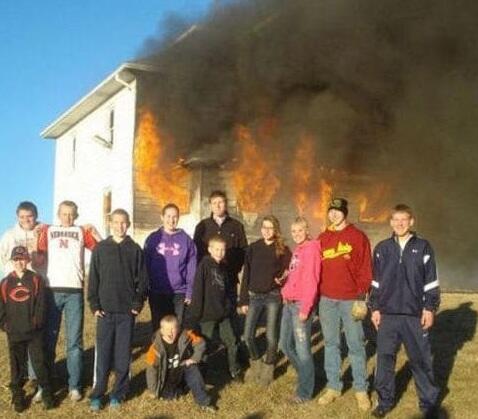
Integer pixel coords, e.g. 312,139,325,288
0,223,46,277
144,228,197,299
88,236,148,313
281,239,321,317
0,269,46,341
188,255,233,322
318,224,372,300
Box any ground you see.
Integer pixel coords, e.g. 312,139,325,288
0,293,476,418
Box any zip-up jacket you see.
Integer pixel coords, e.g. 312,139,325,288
145,329,205,397
369,233,440,316
239,239,291,306
319,224,372,300
88,236,148,313
144,228,197,299
193,214,247,280
0,270,46,341
281,239,321,317
188,256,233,322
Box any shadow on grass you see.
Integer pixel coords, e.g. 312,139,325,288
242,412,266,419
432,301,477,403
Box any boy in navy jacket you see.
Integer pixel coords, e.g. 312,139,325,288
369,204,440,418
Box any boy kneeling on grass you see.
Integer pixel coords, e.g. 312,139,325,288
146,314,216,412
0,246,55,412
87,209,148,411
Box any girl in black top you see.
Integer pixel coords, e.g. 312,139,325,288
239,215,291,382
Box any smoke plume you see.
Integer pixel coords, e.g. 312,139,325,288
137,0,478,289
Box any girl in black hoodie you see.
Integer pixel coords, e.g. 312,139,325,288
239,215,291,383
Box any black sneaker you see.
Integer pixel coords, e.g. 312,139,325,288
230,370,244,383
12,396,26,413
42,391,55,410
422,406,440,419
371,406,392,418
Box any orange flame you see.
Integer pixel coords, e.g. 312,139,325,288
312,178,334,225
232,125,280,213
292,135,315,215
134,109,190,212
357,184,391,223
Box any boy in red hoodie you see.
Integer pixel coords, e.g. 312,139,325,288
317,198,372,411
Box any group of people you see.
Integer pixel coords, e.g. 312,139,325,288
0,191,441,418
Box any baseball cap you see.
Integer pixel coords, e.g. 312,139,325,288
11,246,30,260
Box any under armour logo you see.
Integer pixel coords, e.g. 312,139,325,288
157,242,181,256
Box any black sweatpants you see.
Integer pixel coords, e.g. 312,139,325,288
91,312,134,400
375,314,439,411
8,331,51,395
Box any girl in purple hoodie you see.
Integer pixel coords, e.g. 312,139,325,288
144,204,197,331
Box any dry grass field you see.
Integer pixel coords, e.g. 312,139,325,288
0,293,476,419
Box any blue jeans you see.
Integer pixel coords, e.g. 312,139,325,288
243,289,281,364
278,302,315,400
46,291,84,391
319,296,367,392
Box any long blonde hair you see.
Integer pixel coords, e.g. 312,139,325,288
262,215,287,257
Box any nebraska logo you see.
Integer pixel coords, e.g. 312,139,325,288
9,285,31,302
59,239,69,248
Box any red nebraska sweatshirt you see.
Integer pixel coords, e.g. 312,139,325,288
318,224,372,300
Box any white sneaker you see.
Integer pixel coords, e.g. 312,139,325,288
69,389,82,402
32,388,43,403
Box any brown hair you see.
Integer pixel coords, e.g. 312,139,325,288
160,314,179,327
391,204,414,218
110,208,130,223
209,190,227,202
16,201,38,218
262,215,287,257
162,203,180,216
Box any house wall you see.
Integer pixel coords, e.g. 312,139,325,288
53,81,137,236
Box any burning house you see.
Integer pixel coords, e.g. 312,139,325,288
42,0,478,290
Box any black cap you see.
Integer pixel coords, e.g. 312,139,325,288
11,246,29,260
328,197,349,217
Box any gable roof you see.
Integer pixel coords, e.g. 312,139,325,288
41,62,159,139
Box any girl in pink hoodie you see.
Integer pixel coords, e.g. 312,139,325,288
279,217,321,403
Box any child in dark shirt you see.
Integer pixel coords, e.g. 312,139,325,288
87,209,148,411
239,215,291,384
146,315,215,411
0,246,54,412
188,235,241,380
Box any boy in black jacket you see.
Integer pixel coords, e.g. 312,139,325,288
369,204,440,418
0,246,54,412
87,209,148,411
188,236,240,380
146,315,215,411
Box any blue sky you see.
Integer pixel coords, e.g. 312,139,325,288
0,0,212,233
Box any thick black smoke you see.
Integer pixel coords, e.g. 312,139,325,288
137,0,478,289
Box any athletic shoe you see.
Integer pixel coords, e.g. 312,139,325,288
317,389,341,406
109,397,121,409
371,405,393,418
70,389,82,402
32,387,43,403
200,404,218,413
12,394,26,413
355,391,371,411
90,398,102,412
